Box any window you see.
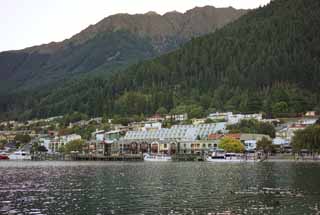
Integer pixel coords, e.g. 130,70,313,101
202,144,206,148
164,144,167,148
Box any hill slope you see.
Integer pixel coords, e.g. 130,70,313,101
3,0,320,120
0,6,246,93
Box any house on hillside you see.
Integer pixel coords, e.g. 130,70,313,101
147,114,165,122
165,113,188,122
305,111,317,117
50,134,82,153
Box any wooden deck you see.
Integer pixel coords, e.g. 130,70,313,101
72,154,144,161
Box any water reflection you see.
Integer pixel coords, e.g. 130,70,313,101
0,161,320,214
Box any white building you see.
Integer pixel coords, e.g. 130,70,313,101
50,134,82,153
165,114,188,122
208,112,232,121
227,113,263,124
124,123,227,141
39,138,53,153
143,122,162,131
92,130,105,142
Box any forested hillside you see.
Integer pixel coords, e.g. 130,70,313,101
2,0,320,120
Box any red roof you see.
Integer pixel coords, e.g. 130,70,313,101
225,133,241,139
208,133,241,140
289,124,307,129
208,134,223,140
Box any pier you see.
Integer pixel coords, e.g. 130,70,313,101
72,154,144,161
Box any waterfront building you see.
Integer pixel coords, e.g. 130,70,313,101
208,133,271,151
124,123,226,141
276,124,307,142
39,137,53,153
115,123,226,155
92,130,105,142
50,134,82,153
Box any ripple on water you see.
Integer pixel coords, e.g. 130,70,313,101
1,161,320,214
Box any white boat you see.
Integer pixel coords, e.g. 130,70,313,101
143,153,172,162
206,152,257,163
8,151,32,160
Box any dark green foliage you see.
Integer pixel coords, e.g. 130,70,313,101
72,125,96,140
62,139,85,154
1,0,320,120
14,134,31,144
256,137,274,154
227,119,276,138
292,125,320,154
59,112,89,127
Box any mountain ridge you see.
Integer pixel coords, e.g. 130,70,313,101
0,6,247,93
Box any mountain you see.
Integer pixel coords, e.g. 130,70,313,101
3,0,320,120
0,6,247,93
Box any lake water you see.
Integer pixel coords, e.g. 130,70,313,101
0,161,320,215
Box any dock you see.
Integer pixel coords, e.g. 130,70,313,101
172,154,204,161
72,154,144,161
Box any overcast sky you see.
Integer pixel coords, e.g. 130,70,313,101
0,0,270,52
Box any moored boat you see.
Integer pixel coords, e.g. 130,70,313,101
8,151,32,160
206,151,257,163
0,154,9,160
143,153,172,162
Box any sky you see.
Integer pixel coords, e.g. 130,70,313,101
0,0,270,52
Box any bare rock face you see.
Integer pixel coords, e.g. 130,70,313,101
27,6,247,54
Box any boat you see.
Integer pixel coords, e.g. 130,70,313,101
8,151,32,160
0,154,9,160
143,153,172,162
206,151,257,163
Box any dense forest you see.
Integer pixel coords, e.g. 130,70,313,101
1,0,320,120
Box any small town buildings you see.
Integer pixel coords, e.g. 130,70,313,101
305,111,317,117
227,113,263,125
115,123,227,155
92,130,105,142
143,122,162,131
49,134,82,153
91,130,124,155
39,137,53,153
208,112,231,121
191,118,207,125
208,133,271,151
276,124,307,142
147,114,165,122
165,113,188,122
0,134,6,142
208,112,263,124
